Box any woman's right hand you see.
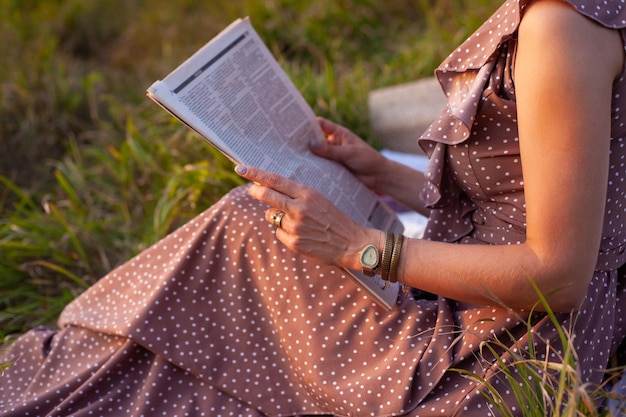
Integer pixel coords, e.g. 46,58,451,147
310,117,390,192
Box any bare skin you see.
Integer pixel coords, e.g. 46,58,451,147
237,0,623,312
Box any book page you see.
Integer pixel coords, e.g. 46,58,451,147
147,17,402,309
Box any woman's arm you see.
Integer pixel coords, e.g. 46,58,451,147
392,0,623,311
240,0,623,312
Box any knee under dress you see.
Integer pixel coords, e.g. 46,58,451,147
2,0,626,415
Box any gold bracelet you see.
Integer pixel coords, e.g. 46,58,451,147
388,234,404,284
380,231,394,282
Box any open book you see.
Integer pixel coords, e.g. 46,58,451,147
147,17,402,310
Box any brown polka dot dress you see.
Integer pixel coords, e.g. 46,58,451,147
2,0,625,415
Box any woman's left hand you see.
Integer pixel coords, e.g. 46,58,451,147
235,164,379,270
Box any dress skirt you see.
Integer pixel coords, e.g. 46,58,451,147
0,186,460,416
0,186,622,416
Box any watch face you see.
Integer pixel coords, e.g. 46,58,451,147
361,245,378,267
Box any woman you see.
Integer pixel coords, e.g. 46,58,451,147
1,0,625,415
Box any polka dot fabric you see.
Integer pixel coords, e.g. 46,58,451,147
2,1,626,416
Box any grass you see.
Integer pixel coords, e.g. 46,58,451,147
1,0,624,414
452,280,626,416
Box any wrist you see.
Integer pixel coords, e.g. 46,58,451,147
374,158,400,194
354,230,407,291
345,228,384,272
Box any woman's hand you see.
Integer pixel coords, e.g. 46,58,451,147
235,164,381,271
313,117,430,215
310,117,390,192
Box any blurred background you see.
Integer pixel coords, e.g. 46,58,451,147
0,0,501,338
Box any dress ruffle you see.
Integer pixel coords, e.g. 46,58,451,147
418,1,521,218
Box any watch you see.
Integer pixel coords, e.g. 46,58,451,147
358,244,380,276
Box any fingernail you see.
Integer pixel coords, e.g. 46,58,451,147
235,165,247,175
310,138,322,149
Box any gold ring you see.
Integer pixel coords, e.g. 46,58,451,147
271,210,285,228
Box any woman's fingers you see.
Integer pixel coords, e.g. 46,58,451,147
235,164,370,268
235,165,299,202
317,117,350,143
266,208,287,229
316,116,337,136
237,166,296,234
236,164,335,231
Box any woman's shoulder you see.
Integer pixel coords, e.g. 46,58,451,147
518,0,623,79
437,0,625,74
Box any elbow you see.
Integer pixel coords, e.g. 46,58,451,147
541,282,588,313
531,267,592,313
521,241,595,313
